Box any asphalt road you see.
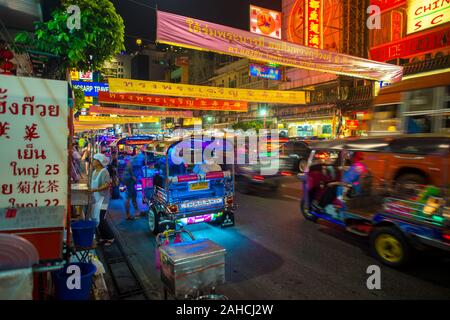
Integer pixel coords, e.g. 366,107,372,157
104,176,450,300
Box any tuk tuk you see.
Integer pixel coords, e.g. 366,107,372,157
300,137,450,267
144,137,236,234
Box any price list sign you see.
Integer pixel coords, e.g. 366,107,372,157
0,75,68,260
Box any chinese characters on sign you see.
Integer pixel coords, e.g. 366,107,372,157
391,10,403,42
0,75,68,259
305,0,322,49
106,79,306,105
249,5,282,39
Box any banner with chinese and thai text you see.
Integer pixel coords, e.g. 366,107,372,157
0,75,68,260
156,11,403,82
105,82,277,107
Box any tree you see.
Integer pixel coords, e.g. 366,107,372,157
15,0,125,77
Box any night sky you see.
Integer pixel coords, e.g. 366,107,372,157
110,0,282,51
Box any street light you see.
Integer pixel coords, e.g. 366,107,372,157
259,108,268,129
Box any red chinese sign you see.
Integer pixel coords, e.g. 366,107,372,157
346,119,360,130
88,105,193,118
370,26,450,62
0,75,68,261
98,92,249,112
305,0,322,48
391,10,403,42
370,0,406,13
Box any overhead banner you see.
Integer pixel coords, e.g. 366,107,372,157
105,82,288,107
78,116,159,124
0,75,68,260
156,11,403,82
71,81,109,97
89,105,193,118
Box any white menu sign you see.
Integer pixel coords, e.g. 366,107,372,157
0,75,68,227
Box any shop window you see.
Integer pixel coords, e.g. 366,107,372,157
405,88,435,112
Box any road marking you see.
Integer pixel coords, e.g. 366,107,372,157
283,195,300,201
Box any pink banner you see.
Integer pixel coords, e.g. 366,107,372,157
156,11,403,82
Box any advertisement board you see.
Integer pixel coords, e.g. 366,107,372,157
72,81,109,97
249,63,282,80
407,0,450,34
250,5,282,39
0,75,68,260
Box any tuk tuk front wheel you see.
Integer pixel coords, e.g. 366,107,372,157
300,199,317,222
369,226,411,268
148,208,159,235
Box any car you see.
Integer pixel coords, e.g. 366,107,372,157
279,140,313,173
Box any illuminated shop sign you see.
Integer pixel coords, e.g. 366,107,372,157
305,0,322,48
249,64,282,80
249,5,282,39
407,0,450,34
370,27,450,61
71,81,109,97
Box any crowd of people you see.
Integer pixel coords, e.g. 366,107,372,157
71,136,147,247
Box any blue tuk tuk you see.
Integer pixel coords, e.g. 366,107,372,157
143,137,236,234
300,138,450,267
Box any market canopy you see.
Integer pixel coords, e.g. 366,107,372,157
156,11,403,83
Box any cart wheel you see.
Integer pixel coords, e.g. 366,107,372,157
300,199,317,222
221,211,235,228
369,226,411,268
148,207,159,235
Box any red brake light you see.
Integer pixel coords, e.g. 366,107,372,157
253,175,265,181
443,233,450,242
281,171,292,176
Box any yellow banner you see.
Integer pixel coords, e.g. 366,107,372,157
78,116,159,124
108,78,306,105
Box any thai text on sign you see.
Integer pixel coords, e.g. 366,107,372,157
107,79,304,105
156,11,403,82
89,105,194,118
0,75,68,210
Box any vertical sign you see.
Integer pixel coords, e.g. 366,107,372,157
391,10,403,42
305,0,322,48
0,75,68,260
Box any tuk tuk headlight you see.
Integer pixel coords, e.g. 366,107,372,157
168,204,179,213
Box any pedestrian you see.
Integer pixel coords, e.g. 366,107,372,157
108,152,120,199
81,141,91,176
122,160,140,220
88,153,115,246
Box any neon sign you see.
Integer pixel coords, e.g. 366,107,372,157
305,0,322,48
407,0,450,34
249,64,282,80
250,5,282,39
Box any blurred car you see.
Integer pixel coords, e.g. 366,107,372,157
279,140,313,173
235,160,294,194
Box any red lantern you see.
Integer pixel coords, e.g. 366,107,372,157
0,49,13,60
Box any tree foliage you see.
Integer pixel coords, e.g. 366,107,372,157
232,120,272,132
15,0,125,73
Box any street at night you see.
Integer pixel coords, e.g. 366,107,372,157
102,178,450,300
1,0,450,310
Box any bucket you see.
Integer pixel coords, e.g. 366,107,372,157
53,263,97,300
71,220,96,247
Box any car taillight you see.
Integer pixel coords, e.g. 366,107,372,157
168,205,178,213
226,196,233,206
281,171,292,176
252,175,265,181
443,233,450,242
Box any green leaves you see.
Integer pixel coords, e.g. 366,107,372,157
15,0,125,76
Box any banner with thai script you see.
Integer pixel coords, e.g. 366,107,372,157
0,75,68,260
78,116,159,124
156,10,403,82
89,105,194,118
101,89,252,110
